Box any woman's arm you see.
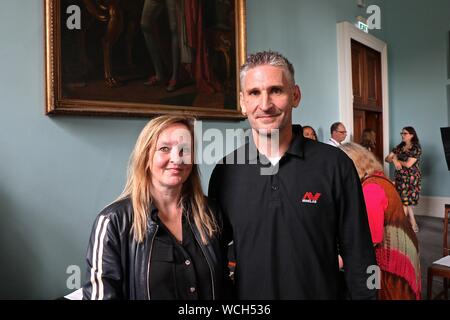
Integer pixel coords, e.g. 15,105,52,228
397,157,418,168
362,183,388,245
386,152,402,169
385,152,395,163
83,213,123,300
392,157,403,170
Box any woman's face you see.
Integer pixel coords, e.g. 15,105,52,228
303,127,316,140
401,129,413,144
150,123,193,190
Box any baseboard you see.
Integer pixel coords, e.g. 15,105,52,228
414,196,450,218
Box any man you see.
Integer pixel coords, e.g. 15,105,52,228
327,122,347,147
208,51,376,299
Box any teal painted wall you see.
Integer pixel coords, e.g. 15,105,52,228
383,0,450,197
0,0,245,299
247,0,385,141
0,0,388,299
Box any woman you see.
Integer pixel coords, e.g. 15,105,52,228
340,143,421,300
82,115,231,300
360,128,376,152
302,125,318,141
385,126,422,233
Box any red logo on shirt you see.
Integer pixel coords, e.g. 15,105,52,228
302,192,321,204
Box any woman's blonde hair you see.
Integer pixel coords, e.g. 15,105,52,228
339,142,384,179
117,115,217,244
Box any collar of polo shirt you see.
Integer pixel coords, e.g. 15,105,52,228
246,130,306,162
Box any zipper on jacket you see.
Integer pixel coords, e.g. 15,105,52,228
146,224,159,300
188,220,216,300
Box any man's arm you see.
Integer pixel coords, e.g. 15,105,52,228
208,164,236,298
208,164,221,203
208,164,233,245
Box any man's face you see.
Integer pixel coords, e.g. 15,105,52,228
332,124,347,143
240,65,301,136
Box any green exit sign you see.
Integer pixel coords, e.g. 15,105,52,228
357,21,369,33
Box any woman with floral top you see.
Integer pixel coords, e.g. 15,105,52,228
385,126,422,233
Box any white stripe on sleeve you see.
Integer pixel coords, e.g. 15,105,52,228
90,216,106,300
96,218,111,300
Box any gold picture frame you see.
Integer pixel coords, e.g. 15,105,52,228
45,0,246,119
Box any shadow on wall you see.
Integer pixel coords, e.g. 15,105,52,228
0,187,40,299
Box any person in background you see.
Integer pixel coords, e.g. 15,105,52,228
327,122,347,147
385,126,422,233
82,115,231,300
340,143,421,300
360,128,376,153
302,125,318,141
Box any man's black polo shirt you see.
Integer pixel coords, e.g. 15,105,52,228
208,131,376,299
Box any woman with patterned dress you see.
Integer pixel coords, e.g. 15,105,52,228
340,143,421,300
385,127,422,233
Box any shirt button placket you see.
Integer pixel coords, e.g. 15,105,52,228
270,172,280,194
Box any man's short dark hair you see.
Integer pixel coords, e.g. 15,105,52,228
330,122,343,135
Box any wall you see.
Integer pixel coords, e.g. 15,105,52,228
0,0,386,299
383,0,450,203
247,0,385,141
0,0,246,299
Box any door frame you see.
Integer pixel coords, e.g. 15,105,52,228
337,21,389,172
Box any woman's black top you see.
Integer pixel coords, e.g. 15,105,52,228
149,209,213,300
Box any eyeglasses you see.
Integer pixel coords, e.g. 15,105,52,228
336,130,347,134
400,132,410,136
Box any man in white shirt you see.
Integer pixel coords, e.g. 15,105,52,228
327,122,347,147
